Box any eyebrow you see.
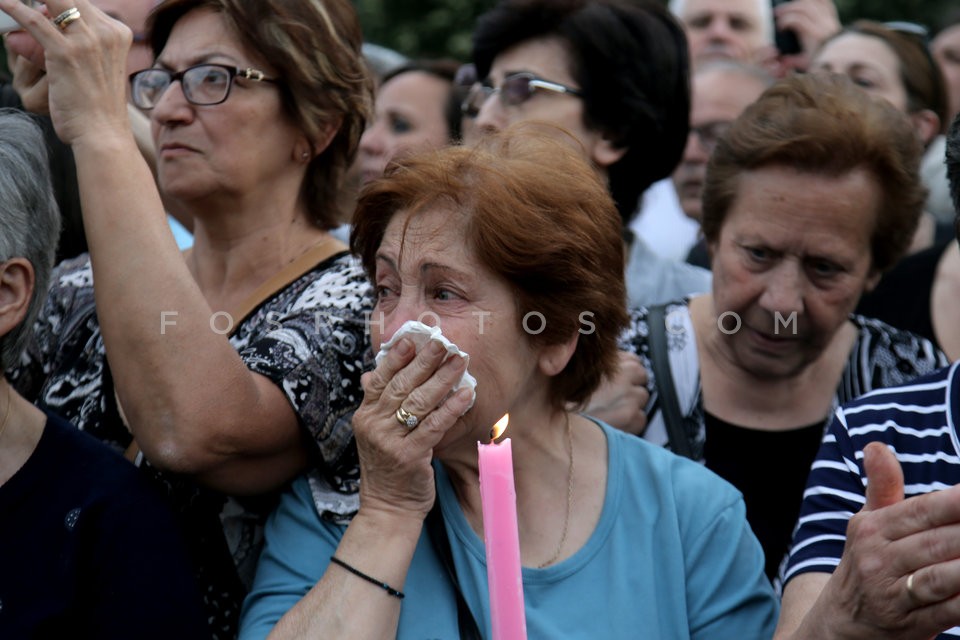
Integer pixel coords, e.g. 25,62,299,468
374,254,472,280
421,262,472,280
155,52,240,70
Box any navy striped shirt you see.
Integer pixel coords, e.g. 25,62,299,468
783,360,960,637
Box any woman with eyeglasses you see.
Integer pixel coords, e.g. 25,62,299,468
460,0,712,314
0,0,373,637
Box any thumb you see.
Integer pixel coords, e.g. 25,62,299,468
863,441,904,511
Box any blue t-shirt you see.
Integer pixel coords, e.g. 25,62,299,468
240,420,777,639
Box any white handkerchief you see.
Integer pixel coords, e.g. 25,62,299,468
375,320,477,409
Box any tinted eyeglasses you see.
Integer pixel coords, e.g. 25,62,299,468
460,71,583,118
129,64,279,110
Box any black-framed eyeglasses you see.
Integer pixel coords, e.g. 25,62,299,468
460,71,583,118
690,121,732,153
129,63,279,110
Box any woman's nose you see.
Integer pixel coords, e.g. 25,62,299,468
759,263,805,315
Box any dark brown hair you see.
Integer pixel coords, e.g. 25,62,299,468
352,124,628,408
471,0,690,227
702,72,926,274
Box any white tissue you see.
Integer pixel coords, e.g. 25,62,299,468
375,320,477,409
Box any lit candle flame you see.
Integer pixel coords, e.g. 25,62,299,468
490,414,509,442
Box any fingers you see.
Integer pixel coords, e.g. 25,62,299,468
5,28,45,69
616,351,647,386
361,338,416,400
361,337,470,438
851,451,960,547
398,352,467,420
863,441,904,511
0,0,65,45
911,560,960,616
582,352,650,435
404,386,474,450
774,0,840,49
378,340,461,411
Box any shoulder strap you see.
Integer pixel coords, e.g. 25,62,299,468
121,236,348,463
646,304,695,459
425,501,483,640
227,236,348,335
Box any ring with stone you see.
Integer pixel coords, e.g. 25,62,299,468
395,406,420,429
53,7,82,31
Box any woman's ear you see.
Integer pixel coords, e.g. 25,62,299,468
590,136,628,170
537,333,579,377
0,258,34,338
298,118,344,163
909,109,941,148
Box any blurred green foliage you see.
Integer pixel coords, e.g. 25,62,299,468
3,0,956,78
354,0,958,60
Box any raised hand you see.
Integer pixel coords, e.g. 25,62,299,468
795,443,960,639
0,0,132,146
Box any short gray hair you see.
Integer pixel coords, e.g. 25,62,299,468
0,109,61,370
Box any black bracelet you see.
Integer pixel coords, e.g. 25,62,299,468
329,556,405,599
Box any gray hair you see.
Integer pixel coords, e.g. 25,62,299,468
0,109,61,370
668,0,774,46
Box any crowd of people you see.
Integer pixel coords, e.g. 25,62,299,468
0,0,959,638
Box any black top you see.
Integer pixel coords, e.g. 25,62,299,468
703,412,825,582
685,237,711,270
855,239,950,350
0,412,209,639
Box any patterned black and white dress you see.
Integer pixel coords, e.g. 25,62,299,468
619,299,950,462
9,251,373,639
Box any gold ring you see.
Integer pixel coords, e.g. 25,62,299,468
906,572,920,603
395,406,420,429
53,7,81,31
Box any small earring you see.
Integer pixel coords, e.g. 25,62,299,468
301,151,310,161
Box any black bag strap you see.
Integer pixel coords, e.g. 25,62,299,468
647,304,695,459
425,500,483,640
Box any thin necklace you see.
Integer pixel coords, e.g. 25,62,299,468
538,412,574,568
0,382,12,443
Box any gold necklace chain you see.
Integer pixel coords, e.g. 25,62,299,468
0,382,12,443
538,412,574,568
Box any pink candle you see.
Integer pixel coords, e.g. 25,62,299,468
478,414,527,640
